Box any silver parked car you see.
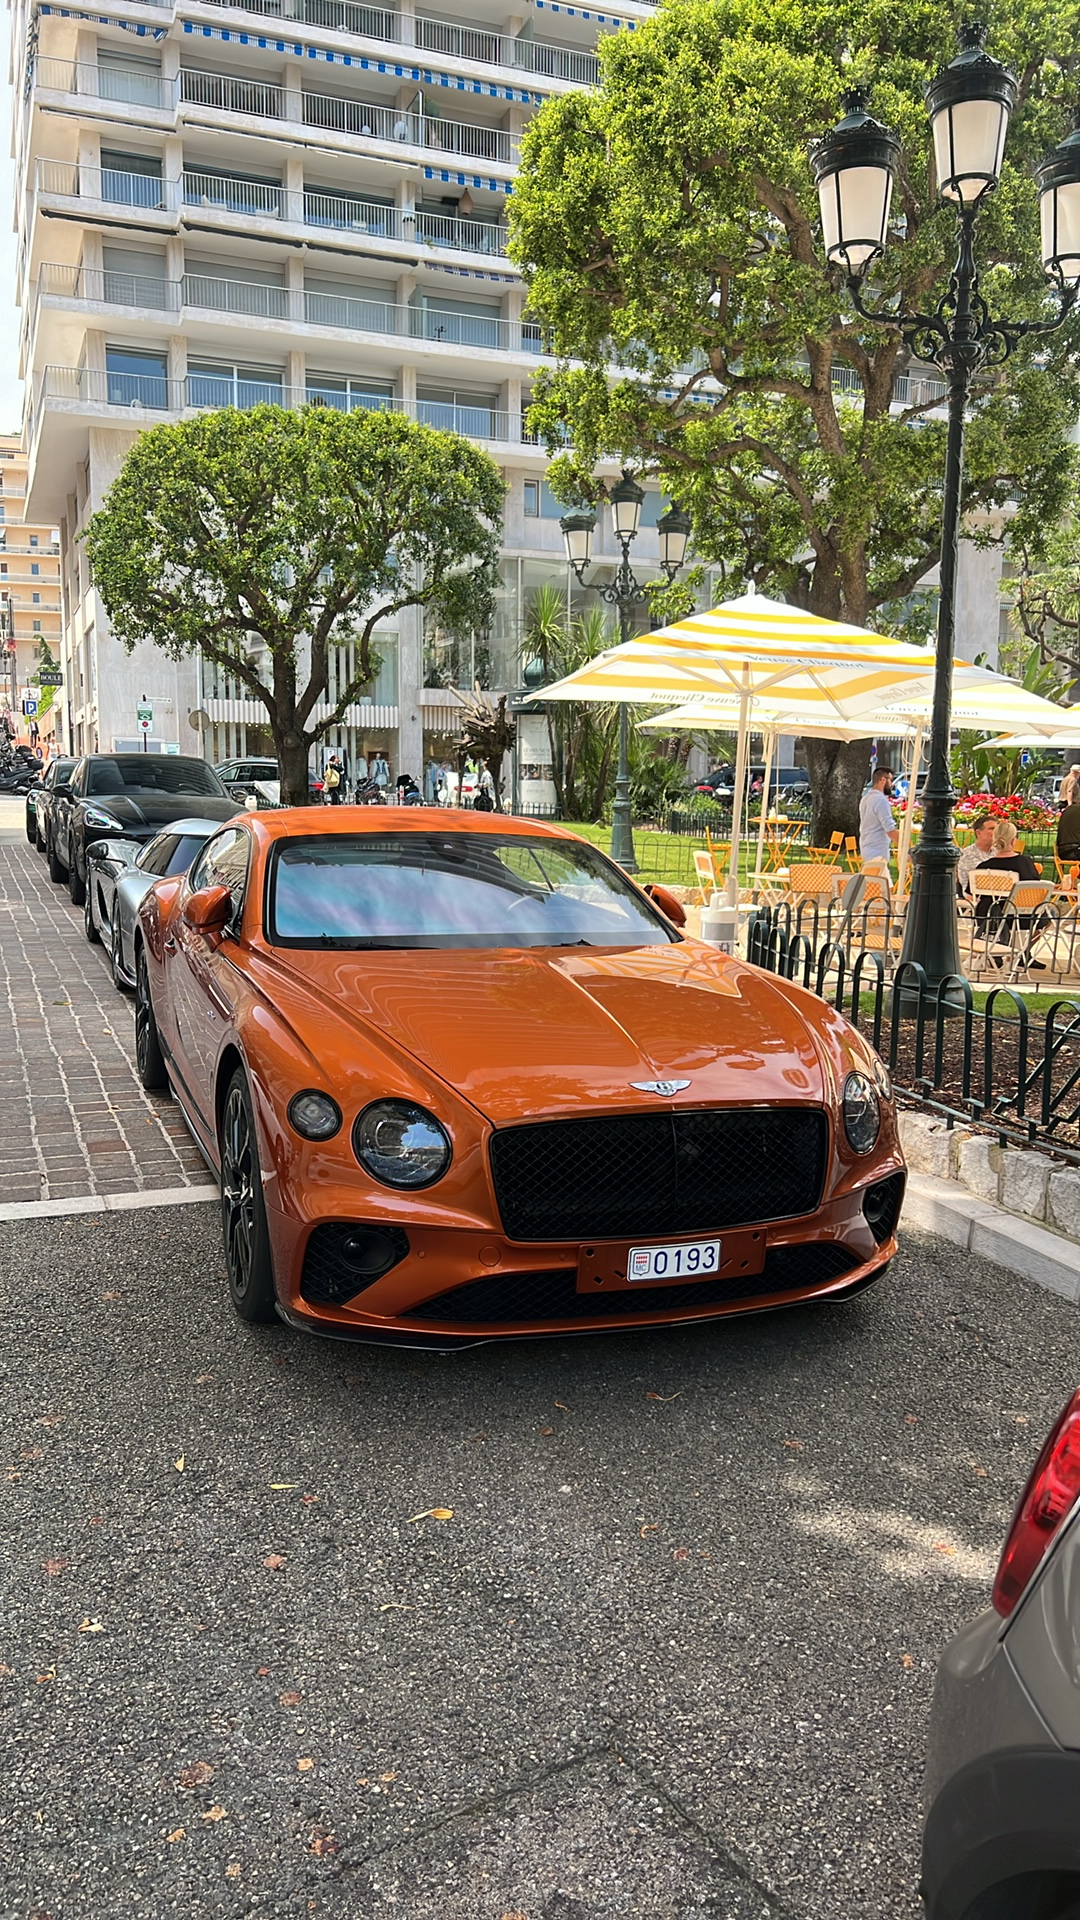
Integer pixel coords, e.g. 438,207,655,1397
922,1387,1080,1920
84,819,223,990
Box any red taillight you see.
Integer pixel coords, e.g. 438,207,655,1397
992,1389,1080,1618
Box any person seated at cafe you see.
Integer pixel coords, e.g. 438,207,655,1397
956,812,995,895
975,819,1044,937
1057,794,1080,863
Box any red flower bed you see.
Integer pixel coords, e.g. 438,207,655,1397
954,792,1056,832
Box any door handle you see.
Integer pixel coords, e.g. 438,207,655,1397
163,935,176,952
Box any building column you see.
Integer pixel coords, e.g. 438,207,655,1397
283,56,303,129
285,253,305,327
396,601,424,780
163,132,183,215
284,152,304,228
286,350,305,408
398,361,417,418
167,334,187,410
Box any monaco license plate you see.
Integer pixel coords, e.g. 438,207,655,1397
627,1238,721,1283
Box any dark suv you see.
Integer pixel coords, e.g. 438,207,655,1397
47,754,237,906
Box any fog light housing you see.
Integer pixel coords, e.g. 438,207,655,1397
300,1222,410,1305
288,1090,342,1141
843,1072,880,1154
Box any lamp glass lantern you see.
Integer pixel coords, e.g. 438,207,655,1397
811,89,900,276
609,470,645,543
560,509,596,572
1036,121,1080,288
657,502,692,574
926,24,1017,205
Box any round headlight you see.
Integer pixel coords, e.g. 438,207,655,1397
843,1072,880,1155
353,1100,452,1189
287,1090,342,1141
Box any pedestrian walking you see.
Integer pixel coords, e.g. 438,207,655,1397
858,767,898,875
324,755,344,804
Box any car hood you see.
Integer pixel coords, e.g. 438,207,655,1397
85,794,237,832
262,942,826,1124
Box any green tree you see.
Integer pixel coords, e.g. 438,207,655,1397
525,585,622,820
83,405,505,804
509,0,1080,838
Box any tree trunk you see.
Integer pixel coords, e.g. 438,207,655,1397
276,727,314,807
803,737,871,845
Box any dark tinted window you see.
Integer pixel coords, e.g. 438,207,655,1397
166,833,213,877
46,759,75,788
267,833,675,950
87,756,227,797
136,833,178,876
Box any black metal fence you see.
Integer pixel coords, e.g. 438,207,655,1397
747,902,1080,1163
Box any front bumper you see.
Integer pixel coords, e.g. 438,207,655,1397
264,1167,904,1345
921,1609,1080,1920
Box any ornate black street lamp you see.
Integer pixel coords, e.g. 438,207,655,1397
812,28,1080,990
560,474,691,870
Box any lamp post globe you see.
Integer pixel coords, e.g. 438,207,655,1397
812,31,1078,1002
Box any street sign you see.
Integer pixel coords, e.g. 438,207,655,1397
137,701,153,733
37,669,63,687
1021,751,1032,768
22,694,37,717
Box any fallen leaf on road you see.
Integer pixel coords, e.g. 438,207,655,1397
646,1391,682,1402
225,1863,241,1880
1015,1415,1029,1425
270,1483,299,1490
302,1495,319,1506
379,1602,414,1611
380,1770,398,1782
905,1414,919,1426
195,1374,214,1384
77,1618,104,1634
639,1525,657,1538
174,1456,185,1473
279,1691,302,1706
310,1827,340,1858
21,1448,44,1461
166,1828,185,1844
901,1653,914,1669
35,1667,56,1684
102,1292,122,1301
934,1542,957,1557
539,1426,554,1436
35,1416,63,1429
0,1664,14,1676
554,1401,568,1410
202,1806,227,1823
42,1558,69,1577
263,1555,287,1571
672,1547,690,1562
297,1758,314,1773
178,1762,214,1789
406,1508,453,1522
257,1666,270,1677
782,1439,804,1452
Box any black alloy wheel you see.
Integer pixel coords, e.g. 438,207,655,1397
134,947,168,1093
67,840,86,907
220,1070,278,1324
110,914,129,993
47,829,66,883
84,879,100,944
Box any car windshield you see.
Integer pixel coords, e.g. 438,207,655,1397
267,833,676,950
87,758,227,798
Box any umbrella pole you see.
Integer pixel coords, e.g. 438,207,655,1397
754,727,776,885
897,721,924,897
725,673,752,906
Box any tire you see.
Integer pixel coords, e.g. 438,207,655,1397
25,806,36,845
68,843,86,907
84,879,100,944
47,831,66,883
134,947,169,1093
110,914,130,993
35,813,46,853
219,1070,278,1324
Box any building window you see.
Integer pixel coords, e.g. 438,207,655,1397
306,371,395,412
29,535,37,547
31,564,39,576
523,480,568,520
187,359,284,410
105,346,170,410
32,620,41,632
32,593,39,604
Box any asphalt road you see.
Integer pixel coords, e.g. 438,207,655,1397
2,1201,1077,1920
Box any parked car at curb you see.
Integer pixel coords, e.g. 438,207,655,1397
46,754,237,907
214,758,323,802
84,819,224,990
922,1386,1080,1920
133,809,904,1342
26,757,75,848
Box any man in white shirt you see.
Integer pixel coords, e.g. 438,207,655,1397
858,767,898,872
956,813,994,895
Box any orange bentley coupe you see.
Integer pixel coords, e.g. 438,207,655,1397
133,809,904,1346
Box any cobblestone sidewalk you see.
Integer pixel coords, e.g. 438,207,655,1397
0,800,212,1204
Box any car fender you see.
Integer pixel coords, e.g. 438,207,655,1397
922,1746,1080,1920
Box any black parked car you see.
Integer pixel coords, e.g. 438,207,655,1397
26,757,75,848
47,754,237,906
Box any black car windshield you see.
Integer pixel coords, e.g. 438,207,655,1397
87,758,227,798
267,834,676,950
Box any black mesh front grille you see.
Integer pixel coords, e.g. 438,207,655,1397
862,1172,905,1245
301,1223,410,1305
401,1242,858,1325
488,1108,829,1242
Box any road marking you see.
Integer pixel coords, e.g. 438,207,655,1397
0,1185,217,1223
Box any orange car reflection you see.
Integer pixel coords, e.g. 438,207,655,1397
134,809,904,1347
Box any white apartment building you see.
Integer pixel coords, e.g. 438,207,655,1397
11,0,695,778
0,432,64,742
10,0,1003,778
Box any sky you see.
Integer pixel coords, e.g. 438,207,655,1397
1,17,24,435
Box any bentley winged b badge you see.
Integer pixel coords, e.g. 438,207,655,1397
631,1079,691,1096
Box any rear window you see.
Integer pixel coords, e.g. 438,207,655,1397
266,832,675,951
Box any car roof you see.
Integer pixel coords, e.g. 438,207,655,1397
244,807,591,848
149,817,227,836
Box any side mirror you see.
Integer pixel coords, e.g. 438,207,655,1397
182,884,231,934
645,883,687,928
53,781,72,799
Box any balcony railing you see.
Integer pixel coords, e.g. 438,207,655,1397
180,67,285,118
31,367,534,450
34,56,173,109
34,163,510,256
35,262,546,353
197,0,601,84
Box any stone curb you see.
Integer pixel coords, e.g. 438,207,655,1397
0,1185,217,1224
905,1172,1080,1304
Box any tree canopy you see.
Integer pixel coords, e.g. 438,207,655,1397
509,0,1080,831
83,405,505,802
